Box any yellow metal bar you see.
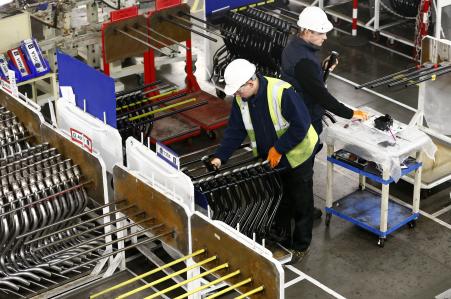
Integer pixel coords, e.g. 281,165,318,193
174,270,241,299
205,278,252,299
89,249,205,299
116,89,178,111
128,98,196,121
144,263,229,299
116,255,217,299
234,286,264,299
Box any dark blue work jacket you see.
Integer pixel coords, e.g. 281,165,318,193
214,74,312,169
281,37,326,124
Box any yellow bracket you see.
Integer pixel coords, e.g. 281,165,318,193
89,249,205,299
116,255,218,299
234,286,264,298
144,263,229,299
205,278,252,299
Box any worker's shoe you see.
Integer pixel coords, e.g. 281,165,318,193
286,248,309,265
314,207,322,219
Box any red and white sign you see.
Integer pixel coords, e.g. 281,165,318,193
70,128,93,153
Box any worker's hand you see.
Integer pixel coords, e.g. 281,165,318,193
267,147,282,169
209,158,222,170
322,55,339,72
353,110,369,121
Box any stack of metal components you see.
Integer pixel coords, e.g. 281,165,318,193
0,104,104,298
115,82,207,142
181,144,284,241
212,7,292,80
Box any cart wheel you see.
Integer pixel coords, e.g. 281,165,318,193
420,189,431,200
216,89,226,99
377,238,385,248
408,220,416,228
206,131,216,139
325,213,331,226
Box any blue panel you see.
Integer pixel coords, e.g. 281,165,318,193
57,51,116,128
205,0,270,15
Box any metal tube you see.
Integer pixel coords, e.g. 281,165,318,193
183,151,253,173
116,81,162,97
178,11,222,30
50,225,165,266
62,230,174,274
17,200,126,239
117,92,188,118
388,65,451,87
192,156,259,181
89,249,206,299
267,3,299,17
120,101,208,131
258,6,298,22
355,65,419,89
160,17,218,42
0,180,92,218
43,222,163,259
36,213,152,252
174,270,241,299
116,86,176,111
1,135,32,147
23,204,138,245
370,65,434,88
116,255,217,299
170,15,226,39
404,67,451,87
143,263,229,299
126,26,179,51
205,278,252,299
181,142,251,161
116,28,171,56
0,165,77,209
128,98,197,121
138,25,189,50
117,84,170,101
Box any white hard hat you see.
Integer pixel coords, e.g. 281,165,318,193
297,6,333,33
223,59,256,96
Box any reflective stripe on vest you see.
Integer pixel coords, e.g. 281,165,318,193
236,77,318,168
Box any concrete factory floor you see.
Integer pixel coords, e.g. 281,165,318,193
161,1,451,299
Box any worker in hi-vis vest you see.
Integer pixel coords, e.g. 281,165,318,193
209,59,318,264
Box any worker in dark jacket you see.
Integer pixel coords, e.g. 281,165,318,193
281,6,368,220
281,6,368,137
210,59,318,264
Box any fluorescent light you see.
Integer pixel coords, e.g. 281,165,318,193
0,0,13,6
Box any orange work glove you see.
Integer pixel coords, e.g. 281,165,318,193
353,110,369,121
267,146,282,169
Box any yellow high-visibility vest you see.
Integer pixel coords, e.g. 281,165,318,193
236,77,318,168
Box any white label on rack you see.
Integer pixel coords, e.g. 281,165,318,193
156,141,180,170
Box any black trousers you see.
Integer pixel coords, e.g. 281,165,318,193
275,157,314,251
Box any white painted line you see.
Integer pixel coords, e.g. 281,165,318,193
435,287,451,299
432,204,451,218
285,265,347,299
284,275,306,288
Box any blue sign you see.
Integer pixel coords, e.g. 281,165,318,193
156,141,180,170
